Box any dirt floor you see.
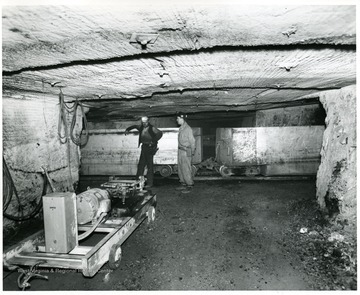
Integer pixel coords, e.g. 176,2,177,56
2,176,357,291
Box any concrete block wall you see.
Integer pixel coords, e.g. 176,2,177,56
316,85,356,234
2,93,81,230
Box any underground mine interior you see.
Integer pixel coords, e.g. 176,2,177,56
1,3,357,291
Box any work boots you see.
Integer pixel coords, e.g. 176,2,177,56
175,184,187,191
180,185,194,194
176,183,194,193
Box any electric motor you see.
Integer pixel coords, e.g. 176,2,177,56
76,188,110,225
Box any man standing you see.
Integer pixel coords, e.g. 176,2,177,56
125,116,163,188
176,112,196,194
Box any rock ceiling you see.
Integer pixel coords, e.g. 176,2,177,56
2,5,356,121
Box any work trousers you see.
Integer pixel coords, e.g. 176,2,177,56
136,145,154,186
178,149,194,186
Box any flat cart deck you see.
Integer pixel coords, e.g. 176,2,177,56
3,191,156,278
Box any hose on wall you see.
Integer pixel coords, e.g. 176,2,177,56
57,91,89,191
58,90,73,190
70,100,89,147
58,91,89,147
2,157,20,212
2,158,48,221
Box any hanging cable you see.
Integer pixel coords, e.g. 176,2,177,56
62,100,77,113
2,158,48,221
66,129,74,192
57,90,90,190
78,212,107,241
57,90,74,191
3,157,22,211
58,91,90,147
58,90,68,144
3,158,19,212
3,163,13,211
70,100,89,147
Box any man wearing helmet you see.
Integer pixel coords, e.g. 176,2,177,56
125,116,163,188
176,112,196,194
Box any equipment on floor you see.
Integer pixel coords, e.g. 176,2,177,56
100,176,145,204
3,176,157,289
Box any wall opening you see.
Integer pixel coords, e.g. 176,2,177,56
186,111,256,162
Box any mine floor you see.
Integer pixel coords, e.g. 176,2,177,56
2,176,356,290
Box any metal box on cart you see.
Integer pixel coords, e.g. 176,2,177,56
42,192,78,253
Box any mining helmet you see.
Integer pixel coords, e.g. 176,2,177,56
141,116,149,122
176,112,187,119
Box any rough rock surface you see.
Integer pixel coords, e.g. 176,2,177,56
316,85,356,235
2,5,356,119
2,94,82,229
2,6,356,71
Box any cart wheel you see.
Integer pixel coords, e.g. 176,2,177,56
159,165,173,178
219,165,232,177
147,206,156,223
108,243,122,270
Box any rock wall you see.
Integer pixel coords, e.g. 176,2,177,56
256,103,326,127
316,85,356,234
2,93,82,230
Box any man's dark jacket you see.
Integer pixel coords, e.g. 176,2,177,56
125,124,163,147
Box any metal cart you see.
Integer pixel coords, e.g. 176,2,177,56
3,184,157,288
